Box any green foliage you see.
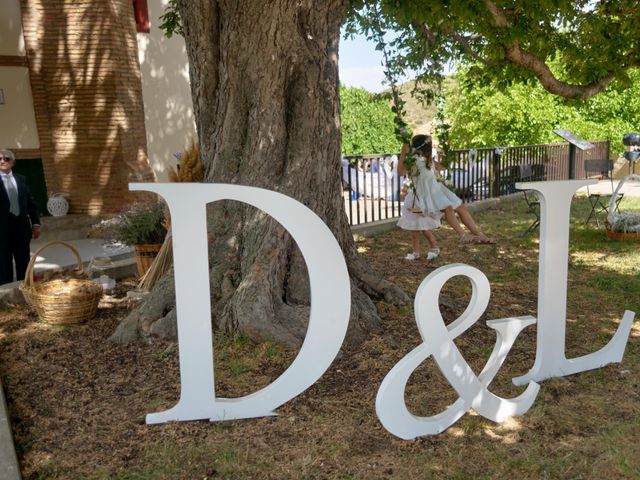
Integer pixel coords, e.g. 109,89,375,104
340,86,402,155
444,68,640,153
158,0,182,38
345,1,640,100
444,75,559,148
433,94,451,161
94,202,167,246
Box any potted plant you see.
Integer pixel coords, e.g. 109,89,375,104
93,201,168,276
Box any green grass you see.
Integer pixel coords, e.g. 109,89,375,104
605,420,640,478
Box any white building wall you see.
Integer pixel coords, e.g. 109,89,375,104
0,68,40,148
137,0,197,182
0,0,39,149
0,0,25,55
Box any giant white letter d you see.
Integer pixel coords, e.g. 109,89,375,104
130,183,351,424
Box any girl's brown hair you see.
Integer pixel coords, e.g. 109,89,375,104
411,135,433,167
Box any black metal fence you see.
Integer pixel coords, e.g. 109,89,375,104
342,140,610,226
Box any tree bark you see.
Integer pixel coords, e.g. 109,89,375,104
111,0,408,347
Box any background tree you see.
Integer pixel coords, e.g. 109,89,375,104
347,0,640,100
112,0,408,346
445,67,640,152
340,86,402,155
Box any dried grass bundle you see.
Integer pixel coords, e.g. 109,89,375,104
177,141,203,183
138,142,203,291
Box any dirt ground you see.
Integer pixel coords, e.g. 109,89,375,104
1,198,639,479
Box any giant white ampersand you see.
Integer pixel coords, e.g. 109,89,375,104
376,264,540,439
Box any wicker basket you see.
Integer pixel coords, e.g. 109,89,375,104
605,220,640,241
606,174,640,241
20,241,103,325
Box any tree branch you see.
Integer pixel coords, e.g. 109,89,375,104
504,44,616,99
413,22,502,68
484,0,509,27
483,0,617,99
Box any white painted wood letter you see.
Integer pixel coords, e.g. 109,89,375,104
514,180,635,385
129,183,351,424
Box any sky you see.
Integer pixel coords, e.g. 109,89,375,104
338,32,454,92
338,34,387,93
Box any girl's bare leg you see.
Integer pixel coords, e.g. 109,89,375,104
443,206,466,237
411,231,421,254
422,230,439,250
455,204,482,236
422,230,440,259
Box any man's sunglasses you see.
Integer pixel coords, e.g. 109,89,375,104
0,157,12,161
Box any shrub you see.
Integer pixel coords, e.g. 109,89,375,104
93,202,167,245
340,86,402,155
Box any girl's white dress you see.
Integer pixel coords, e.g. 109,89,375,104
397,189,440,230
413,157,462,216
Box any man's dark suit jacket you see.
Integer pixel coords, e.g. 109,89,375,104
0,172,41,283
0,172,40,240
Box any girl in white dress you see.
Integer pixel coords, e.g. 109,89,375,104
397,184,440,260
398,134,494,244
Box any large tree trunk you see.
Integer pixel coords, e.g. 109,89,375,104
111,0,408,346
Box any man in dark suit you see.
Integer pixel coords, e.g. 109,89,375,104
0,149,41,285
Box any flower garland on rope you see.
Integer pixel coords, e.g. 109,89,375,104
367,5,416,177
366,5,418,203
366,5,451,200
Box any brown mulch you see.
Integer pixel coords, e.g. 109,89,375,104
1,205,639,479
